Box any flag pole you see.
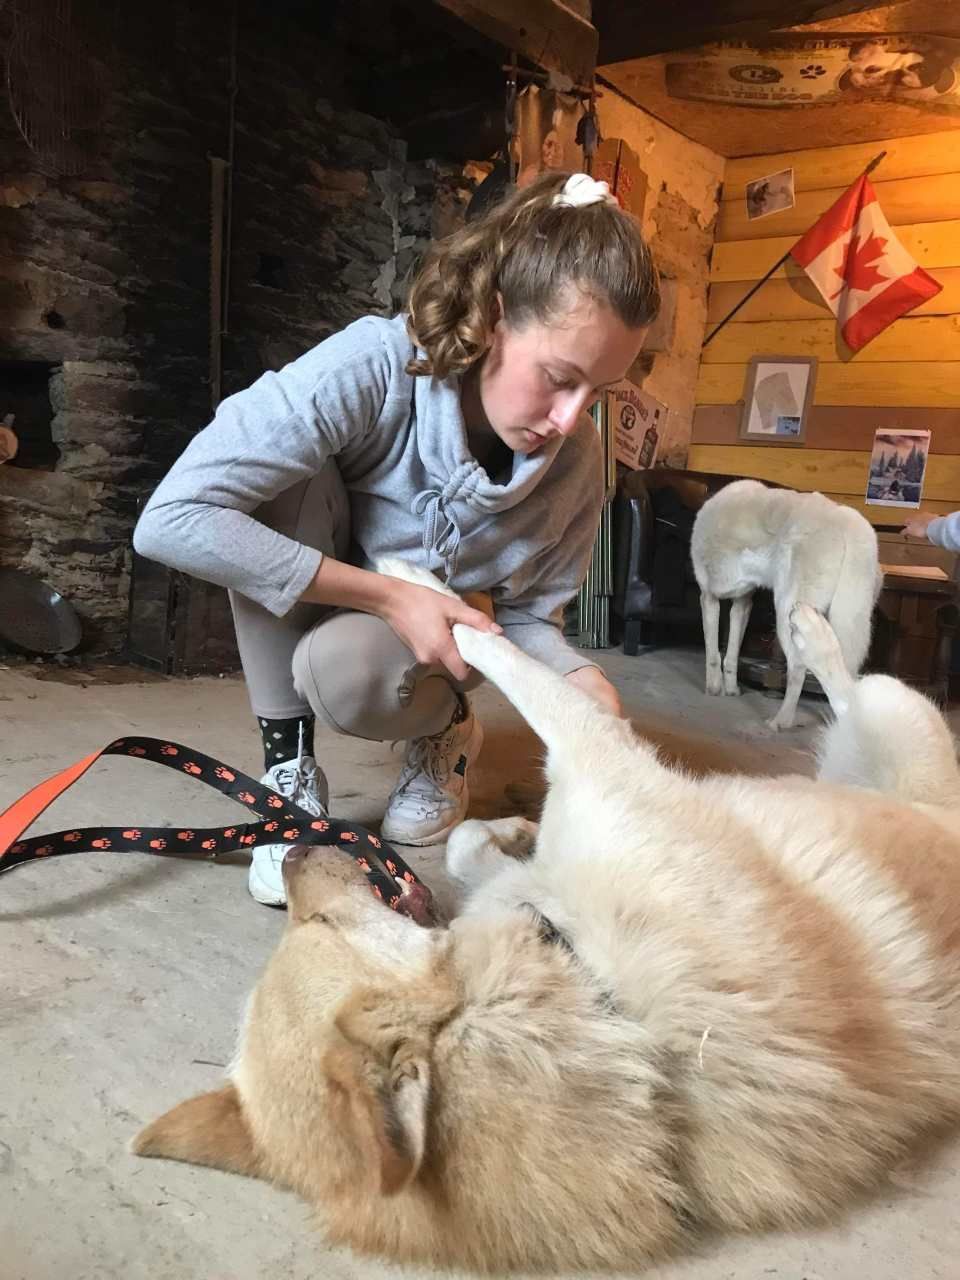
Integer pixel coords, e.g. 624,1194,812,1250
701,150,888,349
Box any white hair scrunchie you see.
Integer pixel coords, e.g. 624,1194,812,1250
551,172,617,209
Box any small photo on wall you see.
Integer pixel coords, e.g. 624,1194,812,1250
746,167,796,220
865,429,931,508
739,356,816,445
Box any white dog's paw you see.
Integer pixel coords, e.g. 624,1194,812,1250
447,818,534,887
705,668,723,696
376,557,457,600
721,674,741,696
788,603,838,663
451,620,501,669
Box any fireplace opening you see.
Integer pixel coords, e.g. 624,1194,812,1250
0,360,61,470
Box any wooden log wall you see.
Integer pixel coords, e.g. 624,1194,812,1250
690,130,960,526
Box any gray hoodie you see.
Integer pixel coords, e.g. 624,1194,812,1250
134,314,603,674
927,513,960,554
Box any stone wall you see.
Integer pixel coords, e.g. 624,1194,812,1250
0,1,460,653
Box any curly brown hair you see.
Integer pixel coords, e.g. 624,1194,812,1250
406,171,660,380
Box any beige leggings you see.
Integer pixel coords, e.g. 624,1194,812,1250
229,462,478,742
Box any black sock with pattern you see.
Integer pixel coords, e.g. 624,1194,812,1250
257,714,316,771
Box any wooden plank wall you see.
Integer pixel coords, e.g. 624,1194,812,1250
691,130,960,526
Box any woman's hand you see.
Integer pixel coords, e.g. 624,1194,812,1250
379,579,502,681
565,665,623,716
901,511,938,540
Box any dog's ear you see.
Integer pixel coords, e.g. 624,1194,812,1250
131,1084,262,1179
324,1034,431,1196
326,982,455,1196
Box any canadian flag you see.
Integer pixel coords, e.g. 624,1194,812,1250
789,174,942,353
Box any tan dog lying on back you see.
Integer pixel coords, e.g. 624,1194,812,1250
134,559,960,1274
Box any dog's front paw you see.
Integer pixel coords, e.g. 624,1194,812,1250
452,621,501,669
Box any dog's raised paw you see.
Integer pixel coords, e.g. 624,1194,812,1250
376,557,457,599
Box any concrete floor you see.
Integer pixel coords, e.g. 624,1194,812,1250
2,645,958,1280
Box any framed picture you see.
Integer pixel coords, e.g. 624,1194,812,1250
739,356,817,445
745,166,796,220
865,428,931,508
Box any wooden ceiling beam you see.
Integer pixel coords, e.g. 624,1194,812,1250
432,0,599,85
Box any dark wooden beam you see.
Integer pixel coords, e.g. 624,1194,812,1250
594,0,885,63
433,0,599,85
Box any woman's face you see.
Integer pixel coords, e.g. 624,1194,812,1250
475,293,648,455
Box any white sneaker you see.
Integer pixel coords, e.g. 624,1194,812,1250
380,703,484,846
248,753,330,907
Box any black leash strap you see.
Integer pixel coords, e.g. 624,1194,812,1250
0,736,430,912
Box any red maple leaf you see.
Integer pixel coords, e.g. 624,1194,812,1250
831,230,888,297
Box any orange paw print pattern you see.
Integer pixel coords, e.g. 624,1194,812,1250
356,856,371,872
223,828,237,838
266,795,283,809
160,745,179,756
122,829,141,840
385,859,398,875
372,883,383,899
403,870,416,883
149,838,166,850
64,831,83,842
282,828,300,839
239,834,256,846
215,766,235,782
201,838,217,851
9,843,25,854
183,762,202,775
128,746,147,757
35,845,54,857
310,818,330,832
367,834,381,848
237,791,256,805
341,830,358,843
177,831,195,841
264,821,278,832
92,838,111,850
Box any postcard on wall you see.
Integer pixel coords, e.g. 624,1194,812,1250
746,167,795,220
865,429,931,508
608,381,666,470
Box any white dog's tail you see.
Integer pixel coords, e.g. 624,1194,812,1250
826,521,883,675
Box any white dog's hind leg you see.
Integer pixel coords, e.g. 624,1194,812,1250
701,590,723,695
789,603,855,716
767,602,807,730
722,593,753,696
793,604,960,806
446,817,539,889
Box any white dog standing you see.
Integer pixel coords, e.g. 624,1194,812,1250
691,480,882,729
